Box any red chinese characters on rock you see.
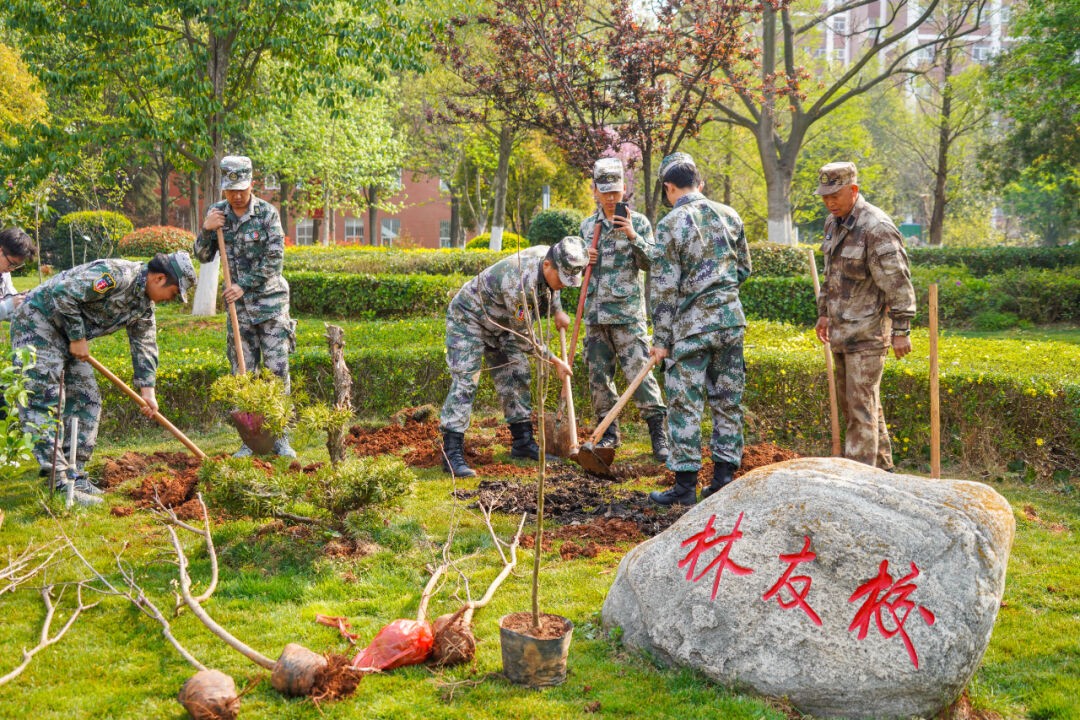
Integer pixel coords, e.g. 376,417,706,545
761,536,823,626
848,560,937,669
678,512,754,601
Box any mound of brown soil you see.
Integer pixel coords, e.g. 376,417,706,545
102,451,206,520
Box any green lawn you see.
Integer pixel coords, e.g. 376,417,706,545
0,421,1077,719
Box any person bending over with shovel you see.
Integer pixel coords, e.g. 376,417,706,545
439,237,588,478
648,153,752,506
195,155,298,458
9,252,196,506
578,157,669,462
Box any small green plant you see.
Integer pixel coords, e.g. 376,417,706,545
210,369,293,436
312,455,414,517
297,403,354,464
0,347,39,480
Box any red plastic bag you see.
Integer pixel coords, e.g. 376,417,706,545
351,619,434,673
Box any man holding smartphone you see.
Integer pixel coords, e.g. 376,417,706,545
578,157,669,461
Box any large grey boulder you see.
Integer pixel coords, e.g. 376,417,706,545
602,458,1014,719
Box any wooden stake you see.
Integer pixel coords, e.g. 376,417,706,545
808,249,842,456
929,284,941,478
217,228,246,375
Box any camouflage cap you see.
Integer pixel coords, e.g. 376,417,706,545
165,251,197,302
220,155,253,191
550,236,589,288
815,161,858,195
658,152,696,181
593,157,625,193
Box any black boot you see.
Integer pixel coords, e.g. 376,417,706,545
508,421,540,460
700,461,737,500
441,431,476,478
650,470,698,506
645,415,670,463
596,419,620,449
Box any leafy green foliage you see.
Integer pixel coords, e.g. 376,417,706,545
200,457,302,519
913,266,1080,326
748,243,815,277
0,347,39,481
209,369,293,437
907,245,1080,276
117,226,194,257
313,455,414,517
287,271,464,319
50,211,134,270
284,246,514,276
527,208,585,246
465,231,528,251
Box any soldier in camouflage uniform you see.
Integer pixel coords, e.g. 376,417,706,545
9,252,196,506
647,153,752,506
194,155,298,458
440,237,588,477
814,162,915,470
579,158,669,461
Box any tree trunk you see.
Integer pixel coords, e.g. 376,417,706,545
279,181,291,240
488,124,513,251
367,186,379,245
321,187,331,246
325,324,353,466
929,49,954,247
158,159,171,227
189,173,200,235
450,190,462,248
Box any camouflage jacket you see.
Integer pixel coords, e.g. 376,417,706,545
817,195,916,353
579,210,656,326
449,245,563,359
649,192,751,350
25,259,159,386
194,196,289,325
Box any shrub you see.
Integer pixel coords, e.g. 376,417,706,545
285,246,511,276
287,272,463,318
748,243,815,277
907,245,1080,276
465,231,528,251
209,369,293,436
118,226,195,257
971,311,1020,331
527,208,586,246
1,347,39,481
51,211,134,269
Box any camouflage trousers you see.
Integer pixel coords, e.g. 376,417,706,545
833,350,893,470
9,308,102,474
663,326,745,472
584,321,665,423
440,306,531,434
228,312,296,392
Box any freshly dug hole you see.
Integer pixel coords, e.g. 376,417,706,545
177,669,239,720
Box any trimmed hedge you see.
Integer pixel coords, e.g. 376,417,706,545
118,226,195,256
528,208,586,246
907,245,1080,276
49,211,134,270
465,231,528,251
88,322,1079,482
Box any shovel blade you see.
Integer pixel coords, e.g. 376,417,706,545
543,412,578,459
573,443,614,477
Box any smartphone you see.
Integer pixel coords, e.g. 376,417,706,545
614,201,629,220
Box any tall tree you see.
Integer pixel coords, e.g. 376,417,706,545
985,0,1079,245
711,0,987,244
437,0,760,222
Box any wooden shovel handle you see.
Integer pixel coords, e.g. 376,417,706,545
217,228,246,375
566,221,603,365
808,249,841,457
86,355,207,460
558,327,577,448
588,357,658,445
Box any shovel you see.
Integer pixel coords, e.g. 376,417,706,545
87,355,207,460
572,357,659,477
543,327,578,458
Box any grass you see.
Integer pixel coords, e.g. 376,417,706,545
0,422,1078,719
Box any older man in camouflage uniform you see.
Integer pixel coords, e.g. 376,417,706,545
648,152,752,506
195,155,297,458
580,158,669,461
9,252,196,505
814,162,916,470
440,237,587,477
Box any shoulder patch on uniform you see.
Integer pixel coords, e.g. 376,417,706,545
93,273,116,294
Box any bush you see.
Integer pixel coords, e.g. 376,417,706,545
285,246,512,276
527,208,586,246
749,243,815,277
287,272,463,319
465,231,528,251
907,245,1080,276
1,347,39,481
50,211,134,270
118,226,195,257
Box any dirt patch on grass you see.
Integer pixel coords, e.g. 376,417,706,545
99,451,207,520
656,442,802,487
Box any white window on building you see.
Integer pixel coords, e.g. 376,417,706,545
832,14,848,35
345,217,365,243
834,46,847,64
438,177,450,193
971,44,992,63
381,218,401,244
914,46,936,65
439,220,452,248
296,219,314,246
263,173,280,191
